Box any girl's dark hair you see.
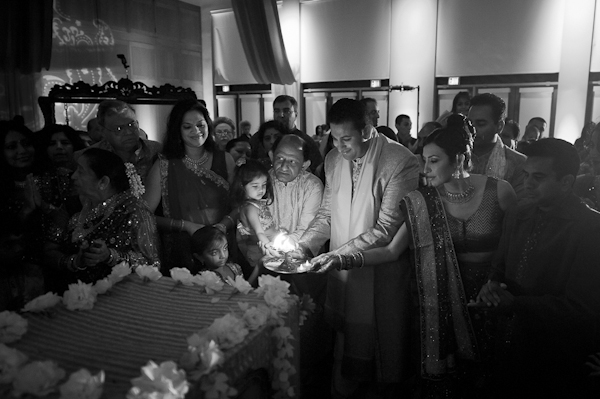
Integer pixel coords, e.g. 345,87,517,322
37,124,86,168
423,113,475,171
190,226,227,256
163,99,215,159
451,91,471,114
229,159,273,208
80,148,130,193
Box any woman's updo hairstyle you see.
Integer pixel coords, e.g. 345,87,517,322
423,113,475,171
80,148,130,193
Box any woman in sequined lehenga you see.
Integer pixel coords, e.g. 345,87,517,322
44,149,160,292
311,114,517,398
144,100,236,274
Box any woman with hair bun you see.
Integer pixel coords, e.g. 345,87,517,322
312,113,517,397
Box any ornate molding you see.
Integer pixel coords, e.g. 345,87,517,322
47,78,197,101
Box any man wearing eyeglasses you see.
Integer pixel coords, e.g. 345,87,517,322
76,100,161,184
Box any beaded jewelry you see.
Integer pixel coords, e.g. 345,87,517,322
183,153,209,174
125,163,145,198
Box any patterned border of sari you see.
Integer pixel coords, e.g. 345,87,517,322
402,187,479,380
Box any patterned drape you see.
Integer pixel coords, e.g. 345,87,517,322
231,0,295,85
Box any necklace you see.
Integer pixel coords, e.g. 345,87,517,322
14,180,26,189
183,152,209,173
442,181,475,203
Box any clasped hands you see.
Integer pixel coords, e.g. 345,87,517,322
75,239,111,269
468,280,514,312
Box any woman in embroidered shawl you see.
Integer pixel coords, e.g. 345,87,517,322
314,114,517,397
144,99,236,273
44,149,160,292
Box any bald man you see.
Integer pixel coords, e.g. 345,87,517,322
268,135,324,243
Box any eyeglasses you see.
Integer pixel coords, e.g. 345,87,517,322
101,120,139,135
214,129,233,138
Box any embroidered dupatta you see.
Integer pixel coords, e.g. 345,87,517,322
402,187,479,379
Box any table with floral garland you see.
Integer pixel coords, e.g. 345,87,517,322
11,274,300,398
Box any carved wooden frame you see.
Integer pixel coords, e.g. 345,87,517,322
38,78,198,125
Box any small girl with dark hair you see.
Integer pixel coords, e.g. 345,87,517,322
230,160,276,284
191,226,244,283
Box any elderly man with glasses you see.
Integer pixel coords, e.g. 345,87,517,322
75,100,162,183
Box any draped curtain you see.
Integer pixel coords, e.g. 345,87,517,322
0,0,53,127
231,0,295,85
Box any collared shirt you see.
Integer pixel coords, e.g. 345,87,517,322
75,138,162,184
269,168,324,242
471,135,527,198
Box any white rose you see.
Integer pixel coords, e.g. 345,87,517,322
263,290,290,313
243,305,270,330
195,271,224,294
170,268,195,286
92,278,113,295
208,314,248,349
226,275,252,295
0,343,28,384
59,369,104,399
127,360,189,399
108,261,131,283
62,281,97,311
135,265,162,281
12,360,66,397
22,292,61,313
0,311,27,343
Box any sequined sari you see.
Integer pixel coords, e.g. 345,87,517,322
401,187,479,380
50,190,160,288
158,152,229,272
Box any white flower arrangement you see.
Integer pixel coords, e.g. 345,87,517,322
0,344,28,384
58,369,105,399
108,261,132,284
12,360,66,397
170,267,196,286
135,265,162,282
125,163,145,199
92,278,113,295
207,314,249,350
127,360,189,399
226,275,252,295
0,311,27,344
62,281,98,311
0,264,312,399
22,292,61,313
194,271,225,294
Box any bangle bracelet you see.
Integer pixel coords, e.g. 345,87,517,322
179,220,185,232
358,251,365,268
169,219,174,230
336,254,343,271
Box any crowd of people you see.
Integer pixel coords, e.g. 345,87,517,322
1,91,600,398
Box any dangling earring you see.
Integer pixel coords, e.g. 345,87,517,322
453,165,464,179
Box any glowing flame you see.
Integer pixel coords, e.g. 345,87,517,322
272,232,296,252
